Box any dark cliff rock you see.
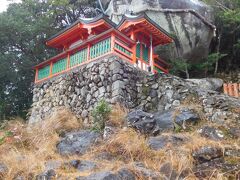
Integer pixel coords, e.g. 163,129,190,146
104,0,215,61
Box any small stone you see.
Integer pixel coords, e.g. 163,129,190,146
86,94,91,103
151,83,159,89
112,80,125,91
172,100,180,106
81,87,88,97
81,110,88,118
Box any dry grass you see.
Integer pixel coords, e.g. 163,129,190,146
0,104,237,179
0,108,82,179
108,103,128,127
85,126,232,180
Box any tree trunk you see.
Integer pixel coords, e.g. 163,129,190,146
214,34,221,75
185,65,190,79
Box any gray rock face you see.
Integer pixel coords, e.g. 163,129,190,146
192,146,223,163
126,108,199,135
148,134,189,150
104,0,215,61
0,163,7,176
76,168,135,180
187,78,224,91
228,127,240,138
57,130,101,155
69,160,97,172
159,162,190,180
192,146,240,178
45,160,62,171
133,162,162,179
198,126,224,140
29,56,240,128
36,169,56,180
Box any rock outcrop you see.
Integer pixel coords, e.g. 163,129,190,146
29,55,240,126
57,130,101,155
126,108,200,135
187,78,224,91
103,0,216,61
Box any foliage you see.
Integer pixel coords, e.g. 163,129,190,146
195,53,227,76
203,0,240,71
91,99,111,132
169,58,192,78
0,0,97,120
48,0,98,27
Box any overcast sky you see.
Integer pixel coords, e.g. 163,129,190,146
0,0,22,12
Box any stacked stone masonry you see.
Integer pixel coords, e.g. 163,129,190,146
29,55,240,124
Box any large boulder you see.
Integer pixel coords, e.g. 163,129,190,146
192,146,240,178
104,0,215,61
198,126,224,141
56,130,101,155
192,146,223,163
187,78,224,91
148,134,189,150
126,108,199,135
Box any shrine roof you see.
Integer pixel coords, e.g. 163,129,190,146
46,14,117,48
117,13,174,46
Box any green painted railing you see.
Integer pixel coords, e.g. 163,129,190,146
136,43,149,63
115,43,132,57
142,45,149,63
70,48,88,68
90,38,111,59
52,58,67,75
154,66,163,73
136,43,141,58
38,65,50,80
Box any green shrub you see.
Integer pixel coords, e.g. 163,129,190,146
0,136,5,145
91,100,111,132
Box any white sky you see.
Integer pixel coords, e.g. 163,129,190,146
0,0,22,12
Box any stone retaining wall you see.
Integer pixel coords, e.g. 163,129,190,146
29,55,240,125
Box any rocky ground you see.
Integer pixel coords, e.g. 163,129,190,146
0,97,239,179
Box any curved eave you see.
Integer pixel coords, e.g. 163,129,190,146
46,14,117,48
117,13,175,44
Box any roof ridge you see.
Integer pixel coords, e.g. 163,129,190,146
46,14,116,43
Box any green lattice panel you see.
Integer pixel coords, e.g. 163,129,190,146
38,65,50,80
115,43,132,56
154,66,163,74
52,58,67,75
143,45,149,63
136,43,141,58
70,48,88,68
90,38,111,59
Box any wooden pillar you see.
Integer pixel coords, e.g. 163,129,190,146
140,43,143,70
131,30,137,64
228,84,234,96
35,68,39,83
233,83,239,97
50,61,53,77
223,84,228,95
67,53,70,69
87,44,91,61
111,33,115,52
150,34,154,73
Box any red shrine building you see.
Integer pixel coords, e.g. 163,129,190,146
34,14,173,83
